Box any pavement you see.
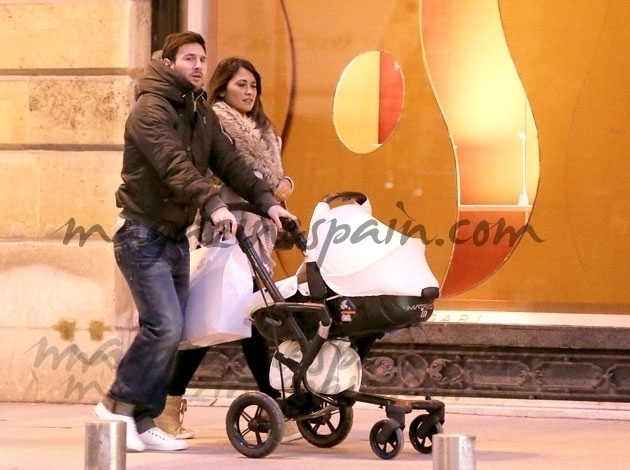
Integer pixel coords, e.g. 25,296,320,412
2,391,630,470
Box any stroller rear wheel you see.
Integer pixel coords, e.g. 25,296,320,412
296,402,353,448
225,392,284,458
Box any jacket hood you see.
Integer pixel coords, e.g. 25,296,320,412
135,59,204,103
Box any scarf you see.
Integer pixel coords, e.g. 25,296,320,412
211,101,284,188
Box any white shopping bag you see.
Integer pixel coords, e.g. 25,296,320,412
179,241,253,349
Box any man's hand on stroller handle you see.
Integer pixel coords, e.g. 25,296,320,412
267,203,297,229
210,206,237,236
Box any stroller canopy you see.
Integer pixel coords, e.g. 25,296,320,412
305,198,439,297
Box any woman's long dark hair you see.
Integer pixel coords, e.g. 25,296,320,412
207,57,272,131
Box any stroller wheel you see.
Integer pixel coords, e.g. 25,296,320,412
408,413,443,454
296,402,353,448
369,419,404,460
225,392,284,458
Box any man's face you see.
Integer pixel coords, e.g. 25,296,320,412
166,43,207,90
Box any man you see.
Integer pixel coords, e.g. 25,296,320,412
94,31,295,452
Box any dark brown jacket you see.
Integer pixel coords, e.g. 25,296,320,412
115,60,276,240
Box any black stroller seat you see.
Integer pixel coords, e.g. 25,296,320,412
225,192,446,460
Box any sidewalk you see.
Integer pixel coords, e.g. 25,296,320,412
1,394,630,470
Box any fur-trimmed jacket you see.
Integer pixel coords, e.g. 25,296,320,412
212,100,285,189
188,101,290,272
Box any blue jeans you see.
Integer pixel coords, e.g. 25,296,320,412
109,219,190,428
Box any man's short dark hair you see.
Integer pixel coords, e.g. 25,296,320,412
161,31,206,62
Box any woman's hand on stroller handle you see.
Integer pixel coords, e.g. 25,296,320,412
267,203,297,229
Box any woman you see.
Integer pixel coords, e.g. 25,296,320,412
208,56,294,270
156,57,300,442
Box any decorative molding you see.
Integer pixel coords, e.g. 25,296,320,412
190,324,630,402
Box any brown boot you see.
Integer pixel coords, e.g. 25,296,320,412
282,419,302,443
154,395,194,439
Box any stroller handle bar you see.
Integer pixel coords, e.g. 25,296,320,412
228,202,307,251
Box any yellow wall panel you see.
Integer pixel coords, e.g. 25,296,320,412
212,0,630,314
215,0,458,281
442,0,630,311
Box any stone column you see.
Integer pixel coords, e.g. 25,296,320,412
0,0,151,403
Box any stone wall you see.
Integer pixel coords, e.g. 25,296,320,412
0,0,151,403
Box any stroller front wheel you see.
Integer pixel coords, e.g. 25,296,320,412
225,392,284,458
369,419,404,460
408,413,443,454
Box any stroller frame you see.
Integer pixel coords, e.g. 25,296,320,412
224,192,445,460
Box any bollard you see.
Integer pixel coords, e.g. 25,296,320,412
433,434,476,470
85,420,126,470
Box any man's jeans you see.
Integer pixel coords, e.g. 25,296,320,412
109,219,190,426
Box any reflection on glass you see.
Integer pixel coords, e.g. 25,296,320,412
420,0,540,296
333,51,404,154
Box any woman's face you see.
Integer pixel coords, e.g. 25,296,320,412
223,67,257,115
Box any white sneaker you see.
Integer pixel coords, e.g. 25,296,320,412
139,427,188,451
93,402,145,452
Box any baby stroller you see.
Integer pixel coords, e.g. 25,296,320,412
225,192,445,460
